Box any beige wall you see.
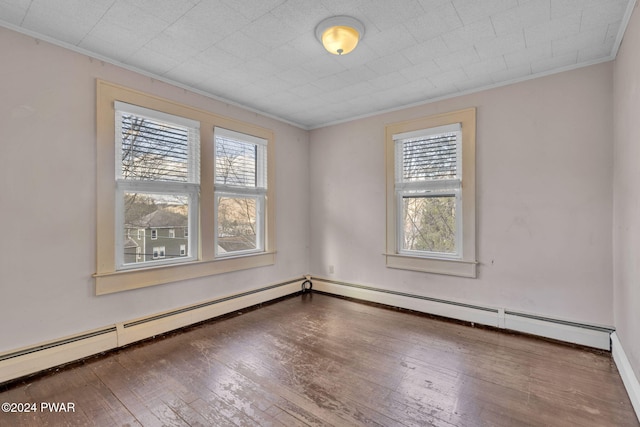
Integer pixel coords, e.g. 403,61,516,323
614,2,640,382
0,27,310,352
310,61,614,326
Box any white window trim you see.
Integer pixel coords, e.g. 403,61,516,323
94,80,276,295
394,123,463,260
213,127,268,258
152,246,166,260
385,108,477,278
114,102,199,270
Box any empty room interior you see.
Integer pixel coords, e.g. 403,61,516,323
1,0,640,425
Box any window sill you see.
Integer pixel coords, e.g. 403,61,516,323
384,253,477,278
94,251,276,295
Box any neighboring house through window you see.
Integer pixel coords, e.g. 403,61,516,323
115,101,199,270
95,80,276,295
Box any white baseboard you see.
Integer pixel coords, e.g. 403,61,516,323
0,278,303,384
504,312,612,350
312,277,613,350
612,332,640,421
313,278,500,327
0,328,118,384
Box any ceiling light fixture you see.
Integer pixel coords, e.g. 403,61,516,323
315,16,365,56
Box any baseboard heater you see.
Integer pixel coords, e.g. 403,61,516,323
0,276,615,385
311,277,614,350
0,278,304,385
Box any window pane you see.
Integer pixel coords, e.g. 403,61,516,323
120,113,190,182
217,196,257,254
402,196,456,254
215,137,258,187
402,132,457,182
123,193,189,265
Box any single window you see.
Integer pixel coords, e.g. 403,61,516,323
385,108,476,278
115,102,199,270
169,229,175,238
214,128,267,257
180,244,186,256
395,123,462,258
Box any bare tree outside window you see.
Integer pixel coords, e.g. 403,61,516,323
398,130,459,255
402,196,456,254
215,136,264,253
118,112,193,265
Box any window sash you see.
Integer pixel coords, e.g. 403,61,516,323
396,187,462,259
115,102,200,185
394,125,462,185
214,127,267,191
214,191,265,258
115,183,199,270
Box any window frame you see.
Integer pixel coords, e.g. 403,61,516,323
114,101,199,270
152,246,166,260
213,127,268,258
95,80,276,295
385,108,477,278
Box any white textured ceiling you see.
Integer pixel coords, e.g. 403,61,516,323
0,0,635,129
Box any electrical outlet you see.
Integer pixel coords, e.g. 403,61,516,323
328,265,334,274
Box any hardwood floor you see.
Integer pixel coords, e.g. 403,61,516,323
0,292,637,426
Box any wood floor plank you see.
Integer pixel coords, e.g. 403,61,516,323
0,293,637,426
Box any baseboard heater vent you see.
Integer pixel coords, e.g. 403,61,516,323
314,278,498,314
0,278,304,385
503,310,613,350
0,327,117,363
311,277,614,350
123,278,302,329
504,310,614,333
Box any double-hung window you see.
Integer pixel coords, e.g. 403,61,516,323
214,128,267,257
395,123,462,257
385,108,476,278
114,102,199,270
